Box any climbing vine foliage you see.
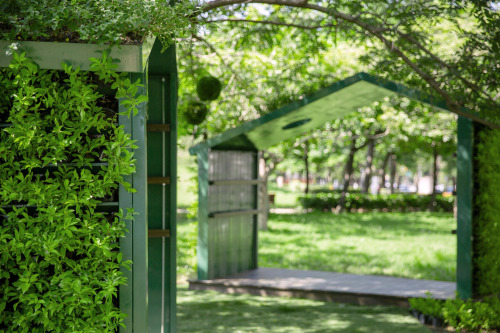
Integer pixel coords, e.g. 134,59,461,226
0,52,141,332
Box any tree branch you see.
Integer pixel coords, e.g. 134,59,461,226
366,127,390,140
202,0,312,12
202,0,500,128
204,18,335,30
187,34,259,120
191,34,241,81
396,31,497,106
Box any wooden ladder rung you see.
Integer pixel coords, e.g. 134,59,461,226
147,124,170,132
209,209,260,218
148,177,170,185
209,179,261,186
148,229,171,238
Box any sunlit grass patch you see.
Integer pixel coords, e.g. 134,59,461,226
259,211,456,281
177,214,198,283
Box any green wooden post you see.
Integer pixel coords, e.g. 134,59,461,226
119,71,149,331
197,148,210,280
119,104,134,332
146,42,178,333
165,47,178,333
457,116,474,299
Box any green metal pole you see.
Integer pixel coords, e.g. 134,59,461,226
456,116,473,299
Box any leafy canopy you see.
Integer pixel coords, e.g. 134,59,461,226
0,0,196,47
197,0,499,127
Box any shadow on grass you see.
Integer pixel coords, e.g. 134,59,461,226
177,286,431,333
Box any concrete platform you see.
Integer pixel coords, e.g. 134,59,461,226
189,268,456,308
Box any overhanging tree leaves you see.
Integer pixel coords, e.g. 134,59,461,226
198,0,500,127
176,20,362,137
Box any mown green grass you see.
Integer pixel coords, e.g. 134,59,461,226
259,212,456,281
177,211,456,282
177,148,197,209
177,212,454,332
268,183,347,208
177,213,198,282
177,286,433,333
268,183,302,208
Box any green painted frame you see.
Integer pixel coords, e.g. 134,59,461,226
117,40,178,332
119,70,149,331
0,38,177,332
146,42,178,333
190,72,495,154
0,37,155,72
190,73,489,299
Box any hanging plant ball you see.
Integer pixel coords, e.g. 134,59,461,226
183,100,208,125
196,76,222,101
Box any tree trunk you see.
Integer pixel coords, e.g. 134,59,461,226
258,151,284,229
304,141,310,194
378,152,390,194
327,167,333,184
258,152,269,230
429,146,439,211
389,153,397,194
432,148,439,195
414,166,421,193
362,138,375,194
452,176,457,219
338,138,357,212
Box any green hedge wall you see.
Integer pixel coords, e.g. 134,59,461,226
0,53,137,331
298,192,454,212
474,126,500,297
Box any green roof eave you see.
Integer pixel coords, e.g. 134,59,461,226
189,72,487,155
0,36,156,72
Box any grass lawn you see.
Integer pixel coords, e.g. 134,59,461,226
177,212,454,332
178,211,456,282
259,212,456,282
177,285,433,333
177,148,198,209
268,183,302,208
177,213,198,282
268,183,340,208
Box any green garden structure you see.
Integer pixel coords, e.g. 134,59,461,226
0,38,177,332
190,72,499,300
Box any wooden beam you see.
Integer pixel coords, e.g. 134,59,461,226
147,177,170,184
209,209,260,218
147,123,170,132
209,179,261,186
148,229,171,238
